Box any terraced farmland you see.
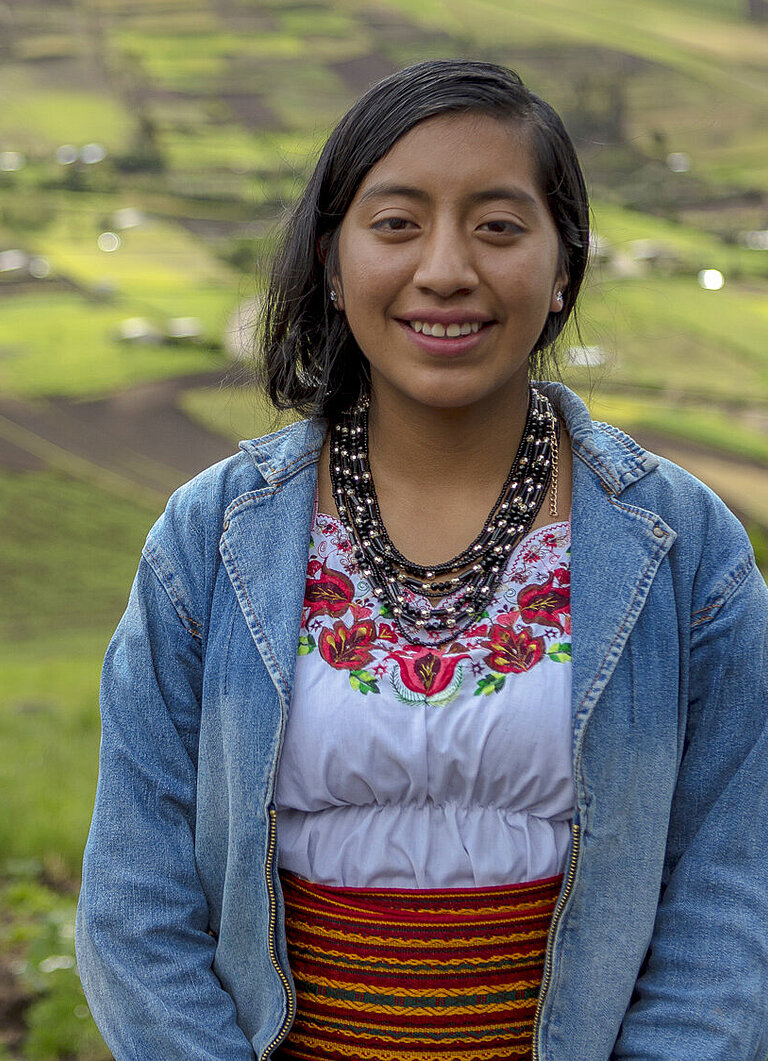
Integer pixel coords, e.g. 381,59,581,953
0,1,766,1056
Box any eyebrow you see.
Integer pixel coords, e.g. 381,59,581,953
357,182,539,208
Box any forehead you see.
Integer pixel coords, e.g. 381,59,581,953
352,112,542,203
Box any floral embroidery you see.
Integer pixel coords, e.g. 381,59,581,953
517,571,570,631
483,624,544,674
319,619,376,669
300,511,571,705
390,648,469,702
305,561,355,618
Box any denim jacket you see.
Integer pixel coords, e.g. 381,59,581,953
76,383,768,1061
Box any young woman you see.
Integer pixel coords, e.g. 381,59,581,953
76,60,768,1061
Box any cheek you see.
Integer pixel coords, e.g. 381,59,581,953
338,228,413,305
500,250,560,306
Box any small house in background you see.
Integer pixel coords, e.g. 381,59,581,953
602,238,679,279
0,151,25,172
566,345,608,368
166,317,204,343
0,248,51,286
112,207,145,230
115,316,207,347
626,239,678,274
0,249,29,273
588,234,613,265
224,296,261,361
116,317,163,344
739,229,768,250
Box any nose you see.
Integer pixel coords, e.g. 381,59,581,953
412,220,479,298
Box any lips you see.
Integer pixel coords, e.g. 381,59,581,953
397,317,493,355
397,311,494,343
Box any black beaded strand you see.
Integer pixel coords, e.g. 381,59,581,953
329,387,559,647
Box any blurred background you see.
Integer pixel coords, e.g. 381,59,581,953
1,0,767,1056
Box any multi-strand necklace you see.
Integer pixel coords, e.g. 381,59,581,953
329,386,559,647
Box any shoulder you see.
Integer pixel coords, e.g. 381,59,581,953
141,418,324,617
602,429,757,607
543,381,747,529
541,382,760,609
150,418,324,538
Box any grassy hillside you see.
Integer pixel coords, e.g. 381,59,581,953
0,2,767,1057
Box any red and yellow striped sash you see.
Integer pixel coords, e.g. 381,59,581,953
276,870,562,1061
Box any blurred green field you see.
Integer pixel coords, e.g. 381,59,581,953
1,0,767,1056
0,72,132,154
0,293,223,397
0,635,108,877
0,471,157,1059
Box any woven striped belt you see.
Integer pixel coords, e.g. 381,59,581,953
276,869,562,1061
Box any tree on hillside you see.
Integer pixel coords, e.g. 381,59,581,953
566,71,627,146
0,1,16,59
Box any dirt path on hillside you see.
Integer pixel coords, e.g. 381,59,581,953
0,371,238,503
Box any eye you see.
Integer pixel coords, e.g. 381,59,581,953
478,219,525,236
371,216,416,233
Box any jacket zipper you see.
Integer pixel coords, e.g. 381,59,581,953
262,806,295,1058
531,822,581,1061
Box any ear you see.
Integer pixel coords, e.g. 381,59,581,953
330,275,344,312
317,233,331,263
550,273,568,313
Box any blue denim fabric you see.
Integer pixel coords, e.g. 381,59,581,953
76,383,768,1060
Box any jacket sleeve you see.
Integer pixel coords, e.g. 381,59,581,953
75,552,257,1061
613,549,768,1059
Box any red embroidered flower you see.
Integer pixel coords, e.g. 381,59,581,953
304,562,354,618
377,622,398,643
553,565,570,587
391,649,466,696
483,624,545,673
319,619,376,669
494,608,520,630
517,573,569,630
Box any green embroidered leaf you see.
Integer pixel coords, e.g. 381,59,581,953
297,634,316,655
349,669,380,695
547,642,572,663
474,674,506,696
378,603,393,618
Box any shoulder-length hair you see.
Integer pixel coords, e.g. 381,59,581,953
260,59,590,420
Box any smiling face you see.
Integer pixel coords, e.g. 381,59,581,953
334,111,567,418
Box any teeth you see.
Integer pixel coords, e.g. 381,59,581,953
409,320,484,337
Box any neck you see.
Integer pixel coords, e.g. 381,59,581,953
366,381,532,487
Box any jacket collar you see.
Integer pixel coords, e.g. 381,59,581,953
536,382,660,494
236,384,660,497
239,418,326,487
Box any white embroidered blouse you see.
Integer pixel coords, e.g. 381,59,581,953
275,506,574,889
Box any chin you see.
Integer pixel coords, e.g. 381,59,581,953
405,385,497,412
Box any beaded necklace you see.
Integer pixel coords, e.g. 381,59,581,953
329,386,559,647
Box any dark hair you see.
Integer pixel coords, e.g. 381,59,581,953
260,59,590,420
